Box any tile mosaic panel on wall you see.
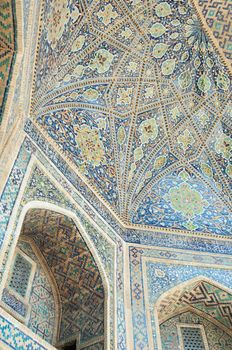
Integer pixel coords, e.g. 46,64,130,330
160,311,232,350
1,239,57,344
0,307,56,350
0,139,120,349
1,137,232,349
129,244,232,350
20,241,56,344
21,209,105,344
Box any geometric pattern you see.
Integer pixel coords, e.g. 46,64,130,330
21,209,105,344
8,252,32,298
194,0,232,64
19,241,56,344
129,244,232,350
30,0,232,236
158,280,232,330
181,327,205,350
1,240,57,344
82,342,104,350
1,287,27,318
160,311,232,350
0,0,16,122
0,311,52,350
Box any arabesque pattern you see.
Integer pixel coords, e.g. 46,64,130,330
30,0,232,236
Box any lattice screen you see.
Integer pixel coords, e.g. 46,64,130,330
181,327,205,350
9,253,32,297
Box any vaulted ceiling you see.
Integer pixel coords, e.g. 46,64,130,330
30,0,231,236
22,209,104,344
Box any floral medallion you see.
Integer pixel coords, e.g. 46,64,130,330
165,183,209,218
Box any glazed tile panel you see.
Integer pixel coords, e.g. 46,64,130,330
1,241,56,344
0,308,55,350
22,209,105,343
129,245,232,349
0,139,118,349
160,311,232,350
0,0,16,122
196,0,232,62
31,0,231,235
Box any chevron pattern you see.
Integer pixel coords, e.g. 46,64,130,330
0,0,16,122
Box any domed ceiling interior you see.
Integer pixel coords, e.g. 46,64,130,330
30,0,231,236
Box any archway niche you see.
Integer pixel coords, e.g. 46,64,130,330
1,208,105,349
156,277,232,350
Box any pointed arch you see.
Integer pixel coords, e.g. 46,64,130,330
0,201,110,349
154,276,232,350
19,235,62,344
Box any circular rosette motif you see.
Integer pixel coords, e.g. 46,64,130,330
166,183,209,218
90,49,114,74
138,118,158,144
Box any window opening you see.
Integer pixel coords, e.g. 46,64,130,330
181,326,205,350
8,252,32,298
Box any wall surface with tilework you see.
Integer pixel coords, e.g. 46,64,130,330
0,0,231,348
1,240,57,344
161,311,232,350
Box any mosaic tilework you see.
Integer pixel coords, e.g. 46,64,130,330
0,0,16,122
158,280,232,329
8,252,32,298
196,0,232,62
1,240,57,344
22,209,105,344
20,241,56,344
0,141,31,247
132,167,232,235
81,341,104,350
0,308,55,350
129,245,232,349
26,121,230,247
3,138,232,350
161,311,232,350
1,288,27,318
28,0,231,235
2,137,232,275
0,144,117,348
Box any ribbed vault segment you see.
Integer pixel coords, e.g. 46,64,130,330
30,0,232,236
